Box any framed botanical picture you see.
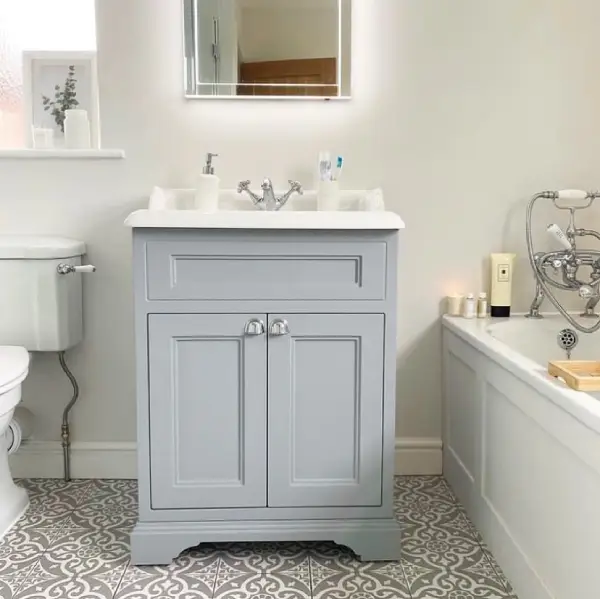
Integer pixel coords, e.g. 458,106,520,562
22,51,100,148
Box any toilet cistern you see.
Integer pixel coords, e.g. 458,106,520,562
237,178,303,211
0,235,95,482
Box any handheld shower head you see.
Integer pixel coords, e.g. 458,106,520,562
547,224,573,251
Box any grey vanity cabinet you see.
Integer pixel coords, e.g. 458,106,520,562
131,229,402,566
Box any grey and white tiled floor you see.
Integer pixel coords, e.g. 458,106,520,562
0,476,518,598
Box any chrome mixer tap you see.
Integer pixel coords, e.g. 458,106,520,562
526,189,600,333
237,178,303,211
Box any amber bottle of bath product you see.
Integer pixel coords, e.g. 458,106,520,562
490,253,516,317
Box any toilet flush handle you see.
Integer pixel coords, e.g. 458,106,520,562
57,263,96,275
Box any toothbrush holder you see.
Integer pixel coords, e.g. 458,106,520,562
317,180,341,211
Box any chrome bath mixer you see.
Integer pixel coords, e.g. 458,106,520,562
526,189,600,333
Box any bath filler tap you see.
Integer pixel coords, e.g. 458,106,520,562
526,189,600,333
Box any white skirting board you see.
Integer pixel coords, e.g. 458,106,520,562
9,441,137,479
394,437,443,475
9,438,443,479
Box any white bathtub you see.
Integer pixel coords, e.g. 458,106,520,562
442,315,600,599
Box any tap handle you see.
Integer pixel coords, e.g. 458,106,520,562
288,180,303,195
237,180,251,193
203,153,218,175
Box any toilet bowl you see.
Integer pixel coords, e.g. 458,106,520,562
0,346,30,539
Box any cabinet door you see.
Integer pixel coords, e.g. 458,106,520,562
148,314,267,509
268,314,384,508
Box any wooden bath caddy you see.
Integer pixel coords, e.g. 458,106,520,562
548,360,600,391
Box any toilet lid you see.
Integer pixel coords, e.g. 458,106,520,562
0,347,29,395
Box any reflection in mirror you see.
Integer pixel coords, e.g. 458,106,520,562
183,0,351,99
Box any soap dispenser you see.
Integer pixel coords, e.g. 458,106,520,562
194,153,220,212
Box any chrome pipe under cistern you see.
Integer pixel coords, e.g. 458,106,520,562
58,351,80,482
526,189,600,334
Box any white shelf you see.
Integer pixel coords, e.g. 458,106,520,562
0,149,125,159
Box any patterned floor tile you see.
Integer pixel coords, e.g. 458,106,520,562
29,526,130,578
213,545,311,598
59,503,137,532
16,479,91,506
0,527,57,577
402,511,481,554
308,541,357,559
13,526,130,598
310,550,410,599
4,476,518,599
14,479,91,530
214,573,311,599
114,549,219,599
403,545,510,598
394,476,459,515
0,575,21,599
218,541,310,572
81,480,138,509
14,572,125,599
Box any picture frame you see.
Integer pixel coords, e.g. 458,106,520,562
22,51,100,149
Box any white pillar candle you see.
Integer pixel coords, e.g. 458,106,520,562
446,295,464,316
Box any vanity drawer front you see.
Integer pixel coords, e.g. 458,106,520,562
145,240,387,301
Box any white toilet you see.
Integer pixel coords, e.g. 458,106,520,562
0,235,87,539
0,346,30,535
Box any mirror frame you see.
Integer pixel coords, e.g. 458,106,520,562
183,0,352,101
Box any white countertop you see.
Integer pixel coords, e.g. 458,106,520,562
124,209,405,230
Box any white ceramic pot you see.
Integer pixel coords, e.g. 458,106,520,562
64,109,91,150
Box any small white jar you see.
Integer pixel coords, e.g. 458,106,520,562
477,292,488,318
64,109,91,150
31,127,54,149
463,293,476,318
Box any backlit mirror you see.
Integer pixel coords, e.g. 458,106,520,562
183,0,351,99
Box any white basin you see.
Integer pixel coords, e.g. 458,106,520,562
124,187,405,230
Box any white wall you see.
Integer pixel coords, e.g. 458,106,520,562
4,0,600,475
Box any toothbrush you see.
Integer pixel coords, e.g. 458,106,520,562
334,156,344,181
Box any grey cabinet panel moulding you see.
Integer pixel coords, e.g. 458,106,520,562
148,313,267,510
268,313,384,508
146,239,387,301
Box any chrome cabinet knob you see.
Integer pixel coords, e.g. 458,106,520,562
269,319,290,336
244,319,265,336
